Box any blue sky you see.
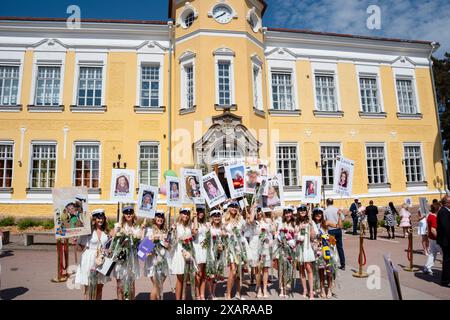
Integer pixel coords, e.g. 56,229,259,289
1,0,448,57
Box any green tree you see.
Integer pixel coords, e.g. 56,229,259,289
433,53,450,149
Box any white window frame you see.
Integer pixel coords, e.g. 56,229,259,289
137,142,161,187
30,50,66,107
72,52,107,107
0,140,14,190
180,52,196,110
403,142,426,184
311,62,341,112
0,51,24,107
71,141,101,190
251,55,263,111
214,50,236,106
356,65,385,113
393,67,421,114
139,64,161,108
275,142,300,187
319,142,342,186
136,54,164,108
365,142,389,186
267,59,299,111
28,141,58,189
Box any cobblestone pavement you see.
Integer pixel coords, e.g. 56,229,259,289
0,229,449,300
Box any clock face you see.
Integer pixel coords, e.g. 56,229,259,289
213,5,233,24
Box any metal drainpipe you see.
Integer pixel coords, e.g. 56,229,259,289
428,42,449,193
168,20,174,171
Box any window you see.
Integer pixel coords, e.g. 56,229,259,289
315,74,337,111
0,66,19,106
35,66,61,106
271,72,293,110
184,12,195,28
0,144,13,188
360,77,380,113
140,65,160,108
252,64,263,110
404,145,424,183
74,144,100,189
30,144,57,188
185,65,194,109
211,139,244,161
139,144,160,186
217,61,231,106
366,145,387,184
77,67,103,107
276,145,298,186
320,145,341,186
396,78,417,114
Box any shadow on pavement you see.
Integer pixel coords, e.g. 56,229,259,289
0,287,29,300
0,250,14,258
414,269,443,286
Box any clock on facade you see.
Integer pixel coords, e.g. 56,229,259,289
212,4,233,24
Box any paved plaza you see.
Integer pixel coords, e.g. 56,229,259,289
1,228,449,300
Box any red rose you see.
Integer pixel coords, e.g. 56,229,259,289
212,235,217,240
261,228,266,232
184,239,189,244
189,237,193,242
296,240,301,245
287,256,293,261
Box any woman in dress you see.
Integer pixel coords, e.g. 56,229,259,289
312,207,341,299
418,206,429,255
192,205,208,300
171,208,196,300
295,205,316,300
273,206,296,298
206,209,225,300
144,210,170,300
399,203,412,238
223,201,250,300
110,206,144,300
75,209,110,300
384,202,397,239
248,206,273,298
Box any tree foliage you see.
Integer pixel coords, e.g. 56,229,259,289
433,53,450,149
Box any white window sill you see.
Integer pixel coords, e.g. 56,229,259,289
406,181,428,191
71,105,107,113
134,106,166,114
397,113,423,120
0,105,22,112
179,106,196,115
214,104,237,111
0,188,13,199
26,188,53,200
313,110,344,118
28,105,64,112
359,112,387,119
253,107,265,117
368,183,391,193
268,109,301,116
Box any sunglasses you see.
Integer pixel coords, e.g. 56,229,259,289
123,211,134,215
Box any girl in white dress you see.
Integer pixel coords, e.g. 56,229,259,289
223,201,250,300
144,210,170,300
171,208,196,300
110,206,144,300
274,206,296,298
192,205,208,300
75,209,110,300
295,205,316,300
206,209,225,300
248,206,273,298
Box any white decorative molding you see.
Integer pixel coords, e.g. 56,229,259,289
63,126,69,160
136,40,169,53
265,47,297,61
19,127,26,163
213,47,235,57
250,53,263,67
391,56,416,68
349,129,357,137
29,38,67,52
179,50,196,63
247,7,261,33
208,1,238,19
177,2,199,29
305,129,312,137
390,131,398,138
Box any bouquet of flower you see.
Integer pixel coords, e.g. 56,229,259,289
152,238,170,298
180,235,197,300
274,227,296,294
205,230,225,280
257,226,270,270
88,267,98,300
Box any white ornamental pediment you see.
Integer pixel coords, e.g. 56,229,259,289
30,38,67,52
213,47,236,57
391,56,416,68
179,50,196,63
136,41,169,54
265,47,297,61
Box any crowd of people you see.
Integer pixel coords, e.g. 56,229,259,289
348,196,450,288
72,199,346,300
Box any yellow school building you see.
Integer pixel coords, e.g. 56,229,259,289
0,0,446,217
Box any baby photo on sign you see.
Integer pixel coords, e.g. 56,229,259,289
245,166,260,194
301,176,321,204
52,187,91,239
137,184,158,218
225,163,245,199
110,169,135,202
181,168,204,204
333,156,354,197
200,172,227,208
262,174,285,209
166,176,182,207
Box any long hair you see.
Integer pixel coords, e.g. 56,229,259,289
388,202,397,214
152,216,166,233
224,207,242,224
115,175,130,193
120,211,137,227
176,212,191,227
92,215,109,233
312,210,327,231
282,211,294,227
296,211,309,225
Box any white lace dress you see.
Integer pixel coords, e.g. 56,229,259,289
144,228,170,278
170,223,193,275
193,223,208,264
111,223,142,280
296,223,316,263
75,231,110,286
248,219,273,268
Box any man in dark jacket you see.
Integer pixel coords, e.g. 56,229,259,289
437,195,450,287
365,200,379,240
349,199,359,235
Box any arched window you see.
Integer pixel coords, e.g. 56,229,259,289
211,138,244,161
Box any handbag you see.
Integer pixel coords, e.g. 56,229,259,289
96,256,116,276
